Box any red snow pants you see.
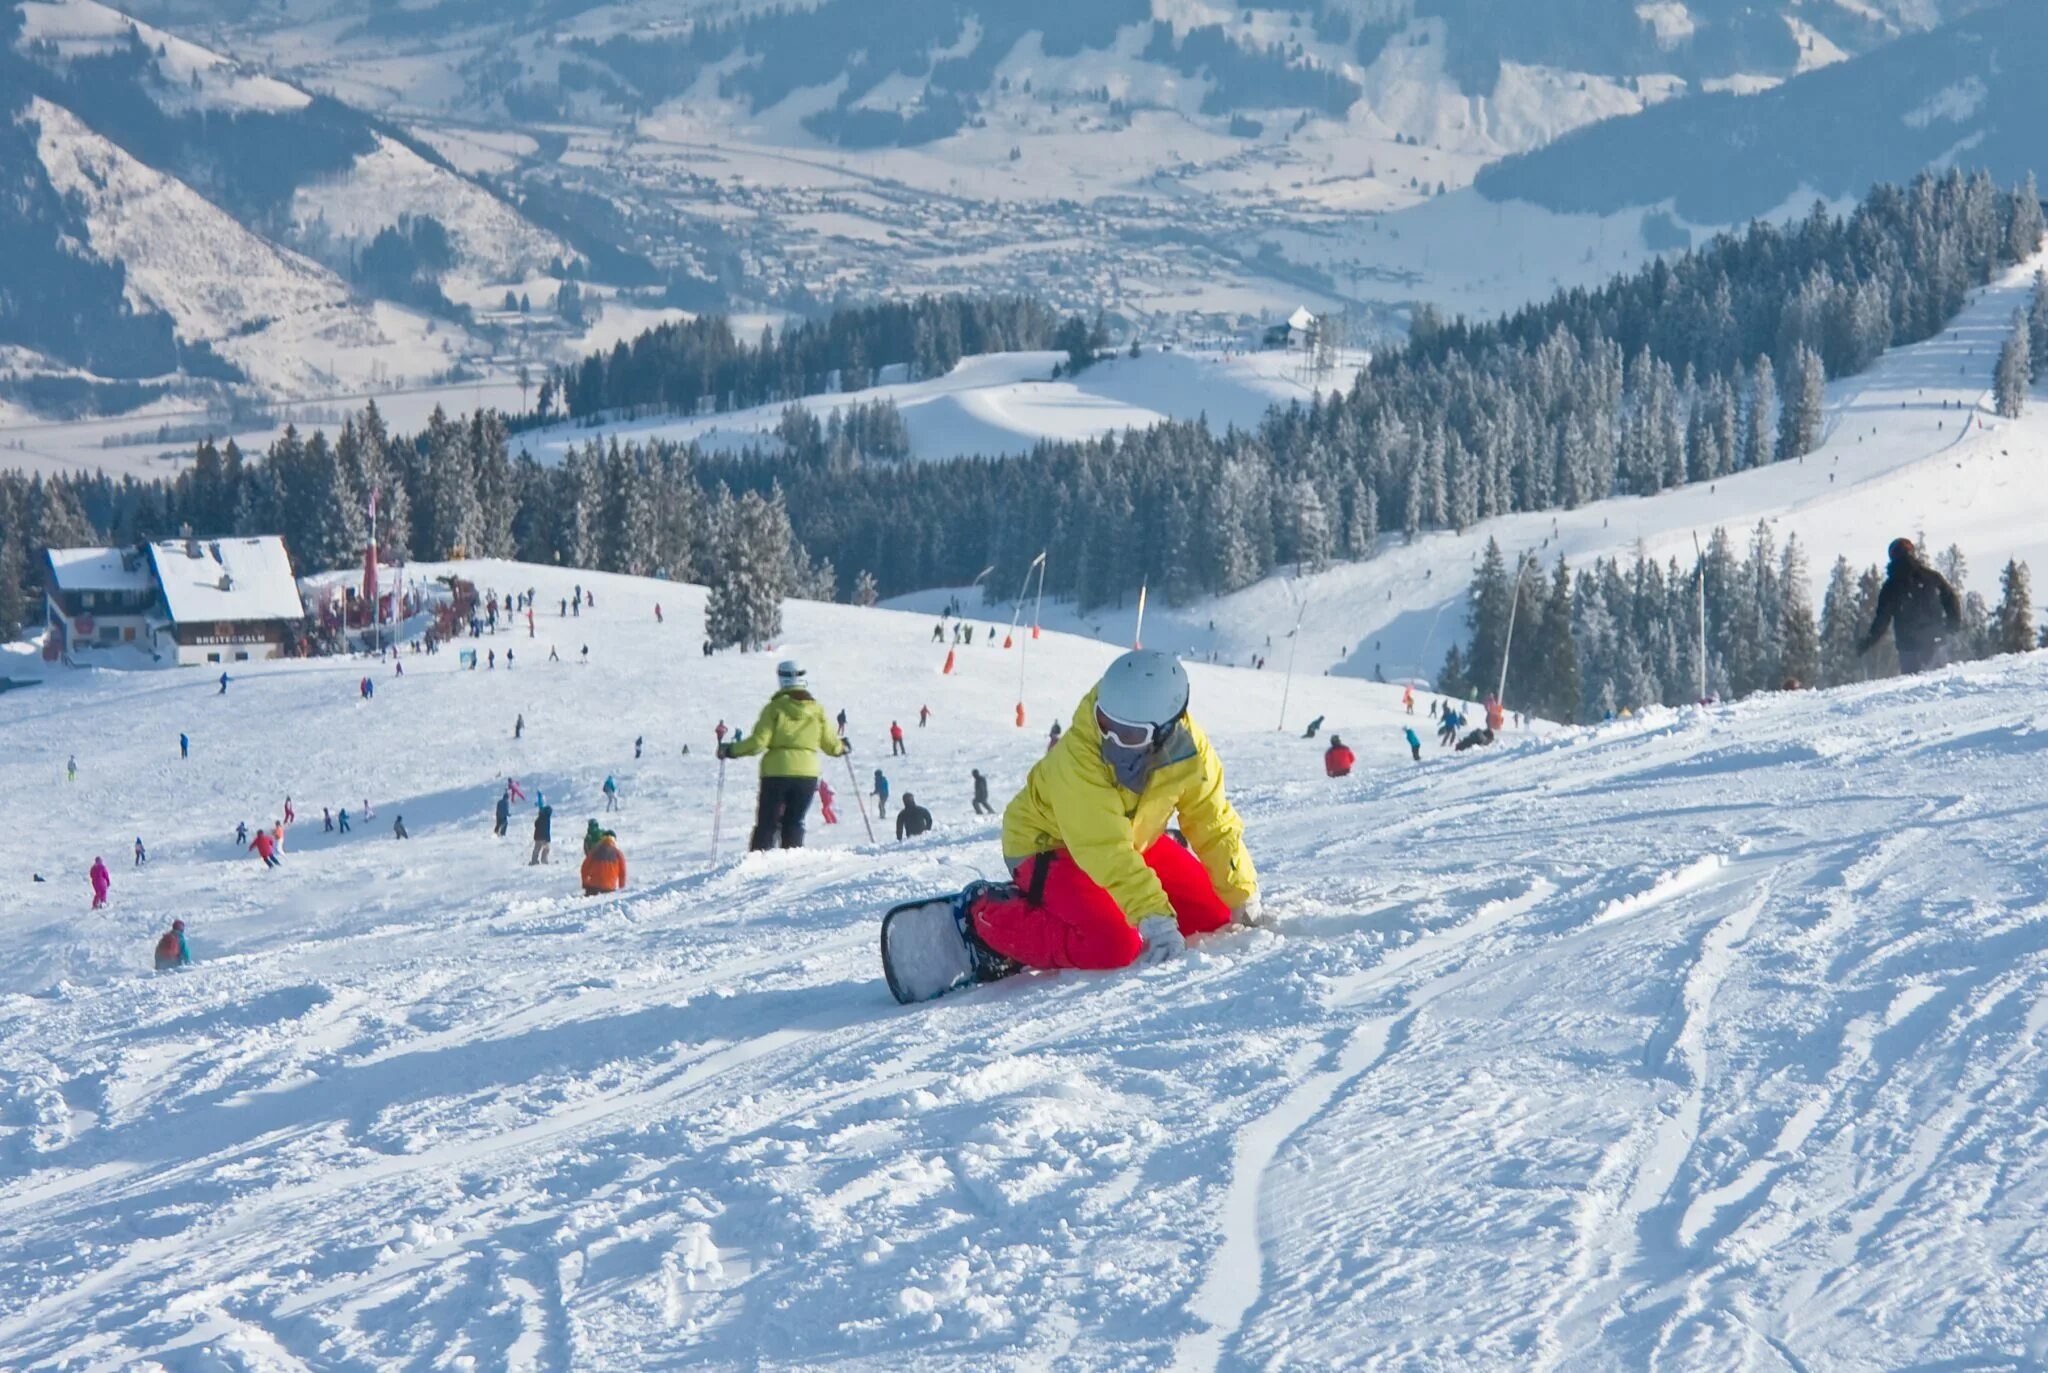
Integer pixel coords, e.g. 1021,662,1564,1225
972,837,1233,971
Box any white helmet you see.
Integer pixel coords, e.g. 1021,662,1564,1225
777,659,807,688
1095,650,1189,747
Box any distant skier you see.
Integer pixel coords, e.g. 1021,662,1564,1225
634,735,644,760
1859,537,1963,674
1402,686,1415,714
1324,735,1355,778
1484,696,1506,733
836,708,848,735
179,732,189,759
530,803,553,864
219,672,229,694
1404,726,1423,762
338,808,351,834
890,721,906,756
250,829,280,868
324,807,334,832
715,720,728,747
507,778,526,802
67,754,77,782
89,857,111,909
933,622,946,643
655,604,664,624
1437,710,1461,748
919,705,931,728
1302,715,1323,740
721,660,847,852
515,713,525,740
235,821,248,847
494,791,511,837
895,793,933,841
153,920,192,972
964,650,1260,975
134,837,146,867
818,777,840,825
1047,720,1062,752
1456,727,1496,752
971,768,994,816
872,768,891,818
283,797,296,827
603,775,619,812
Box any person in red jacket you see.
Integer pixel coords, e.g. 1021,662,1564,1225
818,777,840,825
250,829,280,868
889,721,906,756
1324,735,1356,778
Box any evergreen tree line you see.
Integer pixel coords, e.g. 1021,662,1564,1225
1447,529,2042,724
552,294,1059,422
693,171,2042,611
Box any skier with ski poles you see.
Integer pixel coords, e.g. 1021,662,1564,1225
959,650,1261,978
719,660,846,852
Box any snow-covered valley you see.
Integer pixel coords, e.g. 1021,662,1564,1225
3,562,2046,1368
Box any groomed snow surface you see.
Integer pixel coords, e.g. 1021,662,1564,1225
522,347,1369,467
4,561,2047,1369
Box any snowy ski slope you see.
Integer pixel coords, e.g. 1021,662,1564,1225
2,562,2046,1368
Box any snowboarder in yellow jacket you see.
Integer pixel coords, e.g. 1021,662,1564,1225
722,660,846,851
972,650,1260,970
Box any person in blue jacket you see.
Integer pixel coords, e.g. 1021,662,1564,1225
1404,726,1423,762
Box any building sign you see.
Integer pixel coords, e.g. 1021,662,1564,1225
190,630,275,647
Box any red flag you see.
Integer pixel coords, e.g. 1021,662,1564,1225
363,543,379,615
942,649,956,675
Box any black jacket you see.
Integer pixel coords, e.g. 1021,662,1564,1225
895,803,933,841
533,807,553,842
1865,558,1962,655
972,773,989,803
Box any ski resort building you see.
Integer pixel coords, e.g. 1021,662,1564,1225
1263,306,1318,350
43,536,306,667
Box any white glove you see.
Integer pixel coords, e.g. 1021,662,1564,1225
1232,896,1266,928
1135,915,1185,966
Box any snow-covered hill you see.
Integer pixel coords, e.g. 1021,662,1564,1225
522,346,1370,465
903,251,2048,687
2,559,2045,1367
26,97,468,397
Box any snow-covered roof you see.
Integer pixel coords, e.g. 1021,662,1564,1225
147,537,303,624
1286,307,1317,332
46,546,155,594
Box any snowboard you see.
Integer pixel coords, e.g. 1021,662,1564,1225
881,883,1019,1004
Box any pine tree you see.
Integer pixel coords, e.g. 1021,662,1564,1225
1992,559,2034,655
1779,345,1825,459
1532,556,1580,721
1778,537,1819,688
853,569,880,607
2028,270,2048,378
1818,556,1863,687
1463,539,1515,702
1292,480,1332,574
1995,309,2031,419
1743,355,1777,469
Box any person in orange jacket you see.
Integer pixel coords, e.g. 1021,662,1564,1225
581,829,626,895
1324,735,1356,778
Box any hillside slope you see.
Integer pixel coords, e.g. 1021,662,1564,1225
0,563,2044,1367
910,249,2048,688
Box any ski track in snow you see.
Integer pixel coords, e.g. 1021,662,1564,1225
3,564,2048,1369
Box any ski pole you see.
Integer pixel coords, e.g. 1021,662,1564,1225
710,758,727,862
844,749,877,844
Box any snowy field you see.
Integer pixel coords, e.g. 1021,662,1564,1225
3,560,2047,1368
520,347,1369,466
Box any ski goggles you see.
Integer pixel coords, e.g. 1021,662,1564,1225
1096,706,1181,751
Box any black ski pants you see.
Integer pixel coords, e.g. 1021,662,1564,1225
752,775,819,851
